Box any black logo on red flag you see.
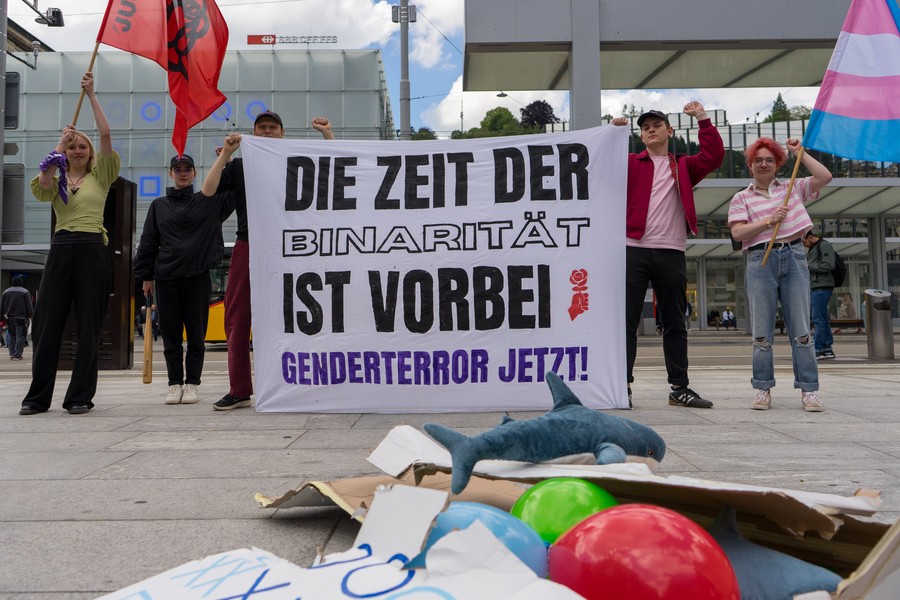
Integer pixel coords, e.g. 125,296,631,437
167,0,213,79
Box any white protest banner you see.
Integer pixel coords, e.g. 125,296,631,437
241,125,628,412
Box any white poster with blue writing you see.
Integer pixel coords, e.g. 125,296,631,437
241,125,628,412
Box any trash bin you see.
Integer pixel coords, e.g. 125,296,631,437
864,289,894,360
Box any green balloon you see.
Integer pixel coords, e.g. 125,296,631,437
511,477,619,544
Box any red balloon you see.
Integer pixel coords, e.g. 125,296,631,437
549,504,739,600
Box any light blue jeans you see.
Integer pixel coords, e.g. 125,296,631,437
745,244,819,392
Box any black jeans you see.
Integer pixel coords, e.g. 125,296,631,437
625,246,689,387
155,272,211,386
23,242,111,411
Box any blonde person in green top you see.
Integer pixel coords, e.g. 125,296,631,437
19,71,121,416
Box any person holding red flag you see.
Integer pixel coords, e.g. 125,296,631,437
19,72,121,416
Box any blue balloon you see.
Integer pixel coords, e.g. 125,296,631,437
421,501,548,577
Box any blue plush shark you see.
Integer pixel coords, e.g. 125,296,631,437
423,372,666,494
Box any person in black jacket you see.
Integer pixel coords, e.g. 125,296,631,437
803,231,837,360
134,133,240,405
2,275,34,359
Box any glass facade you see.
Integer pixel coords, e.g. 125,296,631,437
5,49,394,245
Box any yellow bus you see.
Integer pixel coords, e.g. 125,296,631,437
205,245,230,343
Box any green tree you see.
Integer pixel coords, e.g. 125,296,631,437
457,106,531,138
621,103,642,118
790,105,813,120
764,93,791,122
519,100,560,131
481,106,521,133
411,126,437,140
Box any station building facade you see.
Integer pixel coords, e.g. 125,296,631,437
0,48,393,285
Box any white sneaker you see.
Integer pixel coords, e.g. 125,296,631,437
165,384,183,405
802,391,825,412
181,383,199,404
751,389,771,410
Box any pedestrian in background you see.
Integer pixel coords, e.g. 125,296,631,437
1,276,33,360
803,230,837,360
722,307,736,330
728,137,832,412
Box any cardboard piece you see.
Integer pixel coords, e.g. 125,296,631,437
357,425,899,596
101,485,580,599
256,471,527,515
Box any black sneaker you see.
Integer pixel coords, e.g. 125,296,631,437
627,387,633,409
821,349,836,360
213,394,252,411
668,387,713,408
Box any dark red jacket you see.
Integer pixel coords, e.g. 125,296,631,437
625,118,724,240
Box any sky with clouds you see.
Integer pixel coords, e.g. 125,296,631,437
7,0,823,136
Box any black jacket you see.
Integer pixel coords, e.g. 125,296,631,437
1,285,33,320
134,185,235,281
807,238,836,290
217,157,249,242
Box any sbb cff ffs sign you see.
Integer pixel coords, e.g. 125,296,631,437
248,35,338,45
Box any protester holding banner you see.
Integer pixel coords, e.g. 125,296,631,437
612,102,724,409
727,137,832,412
134,134,240,405
19,72,121,416
213,113,335,411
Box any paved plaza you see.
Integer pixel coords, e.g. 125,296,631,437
2,331,899,598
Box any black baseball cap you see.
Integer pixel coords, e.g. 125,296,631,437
254,110,283,127
169,154,194,169
637,110,670,127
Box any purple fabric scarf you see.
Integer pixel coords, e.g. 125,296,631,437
39,151,70,204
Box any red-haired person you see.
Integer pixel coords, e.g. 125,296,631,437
727,138,832,412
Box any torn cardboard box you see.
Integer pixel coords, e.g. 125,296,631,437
332,425,897,599
100,485,581,599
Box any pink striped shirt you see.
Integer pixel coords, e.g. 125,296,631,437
727,177,818,250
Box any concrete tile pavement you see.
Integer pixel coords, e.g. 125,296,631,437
1,334,899,598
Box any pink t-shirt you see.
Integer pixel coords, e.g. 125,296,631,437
728,177,818,250
626,155,687,251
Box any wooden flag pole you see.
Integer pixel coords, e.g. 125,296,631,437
761,146,805,267
142,293,154,384
71,42,102,128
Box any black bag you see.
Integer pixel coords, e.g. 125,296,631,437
832,251,847,288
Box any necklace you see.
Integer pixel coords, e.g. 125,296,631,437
68,172,86,195
68,172,86,188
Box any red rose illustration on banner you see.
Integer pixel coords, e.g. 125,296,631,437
568,268,589,321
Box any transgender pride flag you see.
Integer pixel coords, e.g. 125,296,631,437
803,0,900,162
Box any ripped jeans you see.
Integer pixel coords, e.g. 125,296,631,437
745,244,819,392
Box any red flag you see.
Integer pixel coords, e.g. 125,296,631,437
98,0,229,155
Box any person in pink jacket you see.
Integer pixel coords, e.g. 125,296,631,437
612,102,724,409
